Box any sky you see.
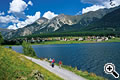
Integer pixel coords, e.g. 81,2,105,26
0,0,120,29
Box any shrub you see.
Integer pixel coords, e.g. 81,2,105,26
0,32,4,45
22,41,36,57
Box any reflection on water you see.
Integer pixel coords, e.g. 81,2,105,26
11,43,120,80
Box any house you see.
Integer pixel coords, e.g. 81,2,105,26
105,37,109,41
78,37,84,41
97,39,103,42
31,38,36,43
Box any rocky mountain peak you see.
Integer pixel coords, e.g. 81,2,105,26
3,6,120,39
36,17,48,25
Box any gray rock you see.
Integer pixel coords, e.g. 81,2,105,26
31,70,44,80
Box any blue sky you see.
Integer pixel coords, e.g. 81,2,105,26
0,0,119,29
0,0,91,16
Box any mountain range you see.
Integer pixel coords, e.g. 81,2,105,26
85,7,120,31
1,6,120,39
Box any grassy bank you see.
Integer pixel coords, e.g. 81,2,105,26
32,38,120,45
102,38,120,43
0,46,108,80
3,38,120,46
0,46,63,80
34,40,96,45
3,40,95,46
61,65,107,80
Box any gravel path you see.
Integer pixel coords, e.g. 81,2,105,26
25,56,86,80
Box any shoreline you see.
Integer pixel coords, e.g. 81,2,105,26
26,56,107,80
3,38,120,46
27,38,120,45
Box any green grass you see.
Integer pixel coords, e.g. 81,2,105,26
33,40,96,45
0,46,108,80
32,38,120,45
3,41,95,46
61,65,108,80
102,38,120,43
0,46,63,80
3,38,120,46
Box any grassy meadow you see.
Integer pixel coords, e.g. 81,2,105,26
0,46,63,80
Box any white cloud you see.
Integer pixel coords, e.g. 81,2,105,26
8,0,28,13
8,11,41,29
43,11,58,19
0,0,39,30
28,1,33,6
8,0,33,14
103,0,120,8
76,11,82,15
81,0,120,14
81,0,107,4
0,12,5,16
17,11,40,28
0,15,19,23
82,5,105,14
8,24,17,30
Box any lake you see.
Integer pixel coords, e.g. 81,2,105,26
10,43,120,80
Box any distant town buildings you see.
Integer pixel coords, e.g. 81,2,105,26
5,36,115,44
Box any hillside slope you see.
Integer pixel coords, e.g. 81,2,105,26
0,46,62,80
0,28,13,36
54,6,120,32
85,7,120,31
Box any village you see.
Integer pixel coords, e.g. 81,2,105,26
4,36,116,45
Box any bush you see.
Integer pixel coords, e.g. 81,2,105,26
0,32,4,45
22,41,36,57
9,46,12,49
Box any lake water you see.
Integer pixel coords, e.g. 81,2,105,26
10,43,120,80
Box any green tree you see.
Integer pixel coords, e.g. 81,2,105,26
0,32,4,45
22,41,36,57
